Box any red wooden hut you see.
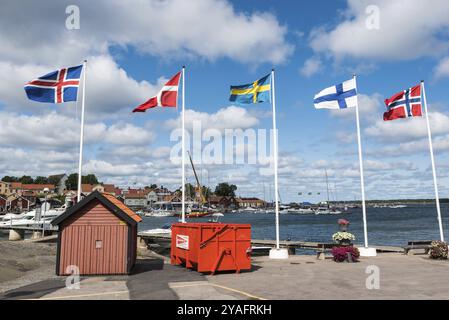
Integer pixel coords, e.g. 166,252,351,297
52,191,142,275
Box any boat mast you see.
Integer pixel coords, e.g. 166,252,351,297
187,151,206,206
325,169,330,209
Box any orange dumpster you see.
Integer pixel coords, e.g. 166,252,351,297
170,222,251,274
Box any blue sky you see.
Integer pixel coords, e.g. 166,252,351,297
1,0,449,202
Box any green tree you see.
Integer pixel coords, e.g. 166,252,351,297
48,175,62,186
185,183,195,199
65,173,101,190
83,174,99,185
214,182,237,197
150,184,158,189
34,176,48,184
65,173,78,190
19,175,34,184
202,186,212,200
2,176,18,182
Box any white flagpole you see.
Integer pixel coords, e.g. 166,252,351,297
271,69,281,250
268,69,287,259
353,74,369,249
77,60,87,202
421,81,444,242
181,66,186,223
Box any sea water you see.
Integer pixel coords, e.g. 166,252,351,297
138,203,449,248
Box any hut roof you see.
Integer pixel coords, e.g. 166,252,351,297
52,191,142,226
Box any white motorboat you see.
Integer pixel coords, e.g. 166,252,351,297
314,207,342,215
388,205,407,209
0,203,67,228
240,207,257,213
287,208,314,215
144,202,177,217
140,223,172,235
208,213,224,223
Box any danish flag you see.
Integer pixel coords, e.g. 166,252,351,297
24,65,83,104
384,84,423,121
133,71,181,112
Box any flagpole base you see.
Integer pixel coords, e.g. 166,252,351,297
358,247,377,257
269,248,289,260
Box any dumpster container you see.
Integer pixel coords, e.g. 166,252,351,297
171,222,251,274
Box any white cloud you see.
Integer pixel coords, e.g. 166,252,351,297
0,111,155,149
365,111,449,143
300,57,323,77
371,134,449,157
165,106,259,131
0,0,293,65
434,57,449,79
0,147,76,176
309,0,449,60
330,93,383,121
83,160,154,177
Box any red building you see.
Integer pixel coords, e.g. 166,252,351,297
52,191,142,275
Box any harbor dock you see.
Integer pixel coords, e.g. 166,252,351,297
137,232,404,254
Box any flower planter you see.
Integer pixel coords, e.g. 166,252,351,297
338,239,352,246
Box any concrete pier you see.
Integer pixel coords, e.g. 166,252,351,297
8,229,24,241
31,231,43,240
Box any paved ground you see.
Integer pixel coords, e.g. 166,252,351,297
2,250,449,300
206,253,449,300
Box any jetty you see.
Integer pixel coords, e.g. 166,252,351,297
0,225,58,241
137,232,403,254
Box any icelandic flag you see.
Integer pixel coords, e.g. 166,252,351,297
24,65,83,103
314,78,358,109
383,84,422,121
133,71,181,112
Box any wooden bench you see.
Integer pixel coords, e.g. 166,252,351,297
316,243,353,260
403,240,432,255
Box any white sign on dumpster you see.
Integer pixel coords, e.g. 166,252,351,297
176,234,189,250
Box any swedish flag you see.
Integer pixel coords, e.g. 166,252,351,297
230,74,271,105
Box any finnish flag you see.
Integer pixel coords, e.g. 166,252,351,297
314,78,358,109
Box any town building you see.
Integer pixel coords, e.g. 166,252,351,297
9,183,56,196
0,181,12,196
123,193,148,208
236,197,266,208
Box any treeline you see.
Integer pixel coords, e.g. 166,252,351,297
2,175,58,185
182,182,238,200
1,173,102,190
2,174,239,198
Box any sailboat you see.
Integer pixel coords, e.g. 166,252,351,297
314,169,342,215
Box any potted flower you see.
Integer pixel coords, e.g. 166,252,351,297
332,231,355,246
429,240,448,260
338,219,350,232
331,246,360,263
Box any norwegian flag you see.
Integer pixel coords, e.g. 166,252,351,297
133,71,181,112
384,84,423,121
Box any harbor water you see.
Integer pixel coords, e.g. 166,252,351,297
1,204,448,248
138,204,449,247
